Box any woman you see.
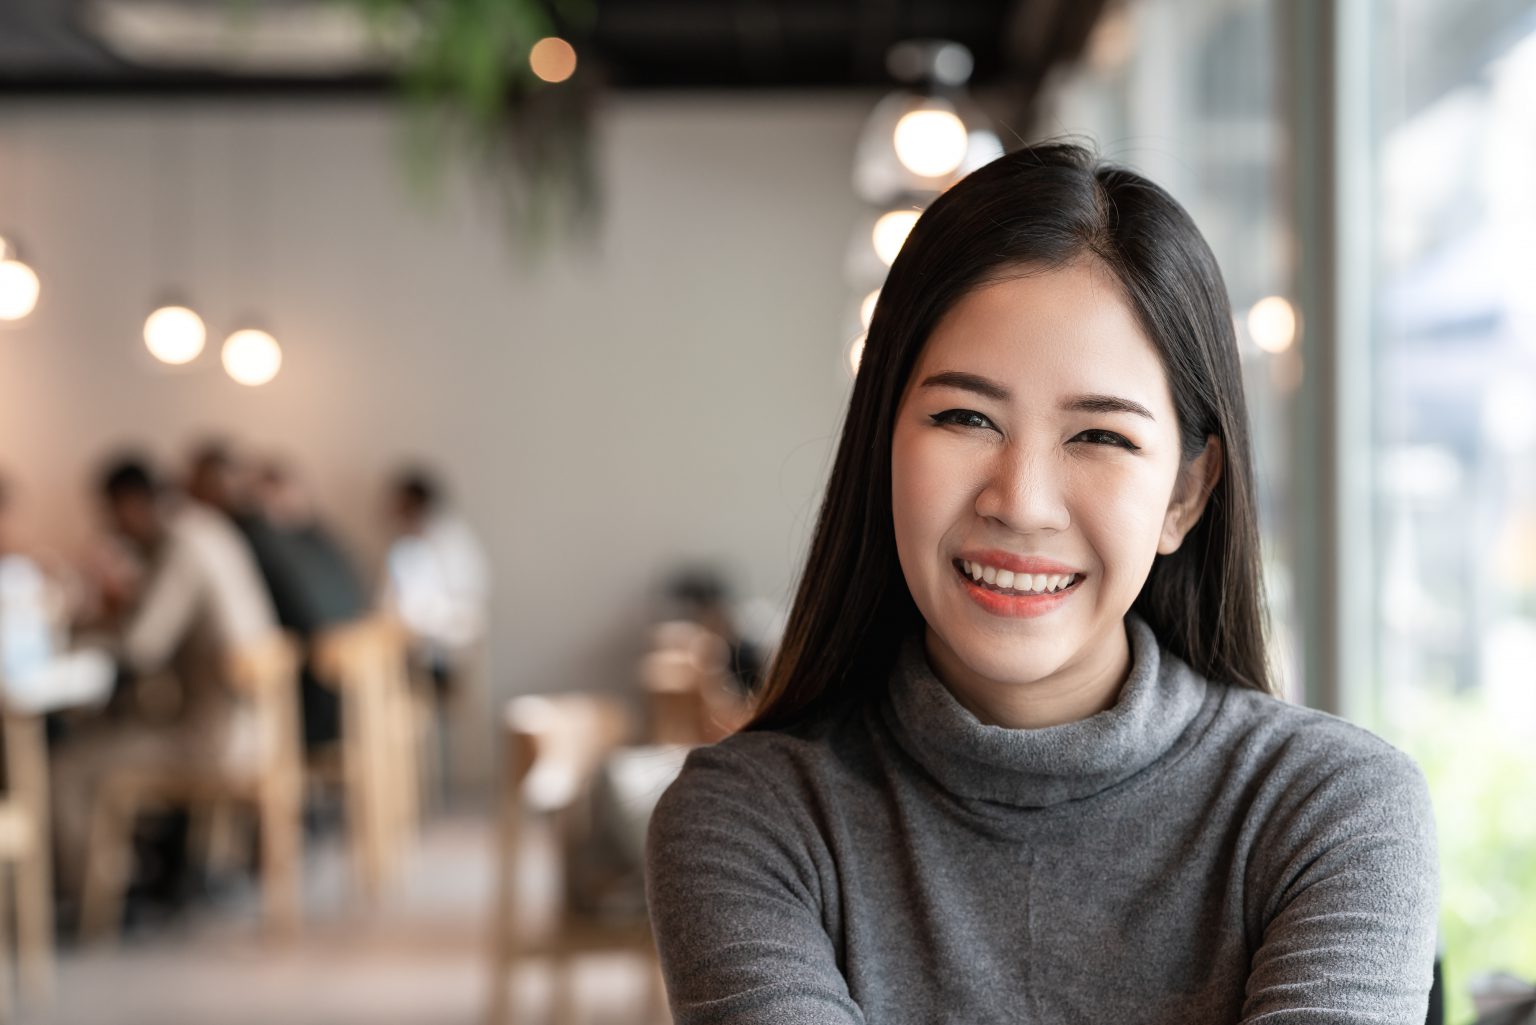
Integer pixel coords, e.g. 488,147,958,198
644,144,1439,1024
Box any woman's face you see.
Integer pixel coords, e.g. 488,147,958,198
889,259,1220,726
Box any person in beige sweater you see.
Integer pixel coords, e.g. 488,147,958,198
51,457,277,905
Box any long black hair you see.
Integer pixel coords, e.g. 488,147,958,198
746,143,1272,732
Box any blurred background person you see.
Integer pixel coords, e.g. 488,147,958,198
49,456,278,920
0,474,113,715
246,459,367,751
180,440,367,749
379,470,488,680
183,439,255,527
662,565,766,699
378,467,489,794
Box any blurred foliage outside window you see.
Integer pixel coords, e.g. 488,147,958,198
1396,688,1536,1025
1369,3,1536,1021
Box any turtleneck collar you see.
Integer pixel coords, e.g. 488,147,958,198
879,614,1209,808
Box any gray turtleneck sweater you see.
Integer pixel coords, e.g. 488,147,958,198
644,615,1440,1024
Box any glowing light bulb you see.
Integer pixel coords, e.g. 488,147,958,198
0,258,41,321
893,107,969,178
529,37,577,83
848,333,866,375
872,209,920,267
222,328,282,386
1247,296,1297,353
859,289,880,330
144,305,206,365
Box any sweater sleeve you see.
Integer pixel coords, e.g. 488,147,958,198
644,741,867,1025
1241,749,1440,1024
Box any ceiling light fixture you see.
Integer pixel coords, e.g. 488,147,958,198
222,327,282,386
0,238,41,322
144,304,207,364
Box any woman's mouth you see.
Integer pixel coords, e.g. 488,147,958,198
952,559,1084,618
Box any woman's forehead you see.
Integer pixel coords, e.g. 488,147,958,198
914,264,1172,409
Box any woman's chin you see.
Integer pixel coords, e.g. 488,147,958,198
928,627,1071,691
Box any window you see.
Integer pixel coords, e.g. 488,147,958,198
1366,3,1536,1019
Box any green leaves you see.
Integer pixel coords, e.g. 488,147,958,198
1391,687,1536,1024
337,0,601,253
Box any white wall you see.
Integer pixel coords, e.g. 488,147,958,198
0,94,871,781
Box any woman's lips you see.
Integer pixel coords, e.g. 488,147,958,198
953,559,1083,618
953,549,1082,577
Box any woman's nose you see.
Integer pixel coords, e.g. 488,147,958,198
972,444,1071,534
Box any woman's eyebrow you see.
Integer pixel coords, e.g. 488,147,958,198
1067,394,1156,421
918,371,1156,421
918,371,1010,401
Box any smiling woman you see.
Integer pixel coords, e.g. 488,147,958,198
644,144,1439,1024
891,263,1224,730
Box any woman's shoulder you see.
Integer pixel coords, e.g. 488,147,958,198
646,711,877,856
1206,686,1438,944
662,710,868,802
1217,684,1411,764
1209,684,1432,826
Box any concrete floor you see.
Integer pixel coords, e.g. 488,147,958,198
28,813,669,1025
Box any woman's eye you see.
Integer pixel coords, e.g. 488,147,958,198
929,409,996,431
1075,429,1139,450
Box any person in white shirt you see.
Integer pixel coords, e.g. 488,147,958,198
50,457,278,905
378,469,489,693
378,469,490,796
0,476,113,714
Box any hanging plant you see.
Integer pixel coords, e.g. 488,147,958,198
348,0,600,252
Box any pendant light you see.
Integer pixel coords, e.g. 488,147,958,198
0,119,42,323
144,303,207,364
223,116,282,386
0,237,41,322
222,327,282,386
841,41,1001,381
144,120,207,364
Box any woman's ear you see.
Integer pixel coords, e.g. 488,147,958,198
1158,434,1223,555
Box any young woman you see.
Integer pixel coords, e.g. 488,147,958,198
645,144,1439,1024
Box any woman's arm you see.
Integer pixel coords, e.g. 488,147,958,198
645,742,868,1025
1241,750,1440,1023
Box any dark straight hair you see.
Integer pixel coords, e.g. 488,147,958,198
746,143,1273,732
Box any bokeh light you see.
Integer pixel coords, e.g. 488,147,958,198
529,37,577,83
872,209,920,267
0,257,41,321
1247,295,1298,353
222,328,283,386
144,305,207,365
893,108,969,178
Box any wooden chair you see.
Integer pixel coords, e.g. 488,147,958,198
0,700,55,1020
79,632,304,941
485,694,667,1025
310,616,420,902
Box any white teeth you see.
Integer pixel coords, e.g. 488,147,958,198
961,561,1080,594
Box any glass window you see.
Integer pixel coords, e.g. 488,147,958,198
1366,3,1536,1019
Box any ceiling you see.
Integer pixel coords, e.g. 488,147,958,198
0,0,1107,97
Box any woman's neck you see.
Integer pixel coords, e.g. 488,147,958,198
921,621,1132,729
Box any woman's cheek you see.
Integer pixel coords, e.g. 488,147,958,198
900,439,967,524
1083,480,1169,584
